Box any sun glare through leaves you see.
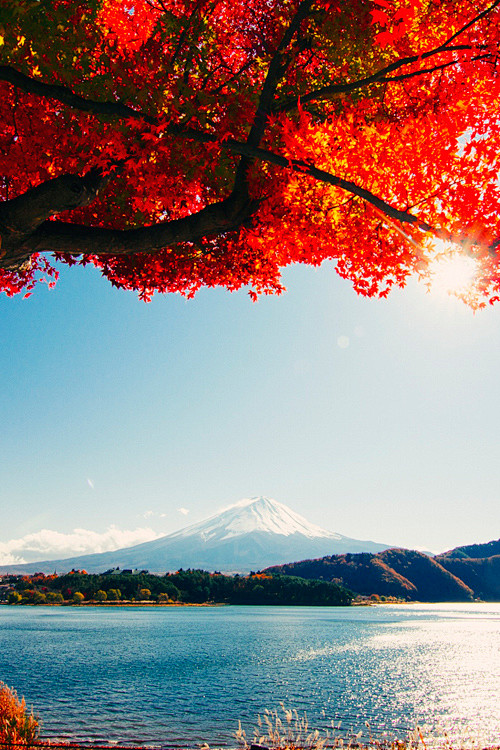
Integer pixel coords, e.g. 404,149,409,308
425,240,481,302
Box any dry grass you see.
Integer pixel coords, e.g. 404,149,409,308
234,704,499,750
0,682,39,748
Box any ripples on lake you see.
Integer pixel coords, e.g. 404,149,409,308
0,603,499,747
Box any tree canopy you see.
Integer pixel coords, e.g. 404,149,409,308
4,569,354,605
1,0,500,305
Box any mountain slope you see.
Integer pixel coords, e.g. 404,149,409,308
0,496,391,575
436,555,500,600
266,548,475,601
266,553,419,598
378,548,474,601
438,539,500,559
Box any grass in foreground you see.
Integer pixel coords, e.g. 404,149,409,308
0,687,497,750
0,683,39,749
235,705,499,750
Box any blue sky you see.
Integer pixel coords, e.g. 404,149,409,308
1,258,499,564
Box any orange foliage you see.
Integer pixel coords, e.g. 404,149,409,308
0,683,39,748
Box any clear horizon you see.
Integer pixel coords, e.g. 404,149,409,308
1,260,499,565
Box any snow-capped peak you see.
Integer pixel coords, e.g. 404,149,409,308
167,496,343,542
0,495,391,574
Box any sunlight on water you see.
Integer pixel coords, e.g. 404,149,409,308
0,604,499,747
362,605,500,745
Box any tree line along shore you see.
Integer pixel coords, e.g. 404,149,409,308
0,569,354,606
3,543,500,605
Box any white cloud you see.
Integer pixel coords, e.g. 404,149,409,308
141,510,167,519
0,525,163,565
177,507,190,516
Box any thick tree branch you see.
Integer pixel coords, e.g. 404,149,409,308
247,0,313,146
10,189,258,258
225,140,430,228
0,170,108,267
0,139,432,264
0,64,221,149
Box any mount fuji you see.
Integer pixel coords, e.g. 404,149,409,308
0,496,392,574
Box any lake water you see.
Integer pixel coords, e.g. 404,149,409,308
0,603,499,748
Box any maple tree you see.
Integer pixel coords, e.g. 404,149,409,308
1,0,500,304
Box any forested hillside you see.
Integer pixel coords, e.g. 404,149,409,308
436,555,500,601
265,553,418,599
266,548,487,601
438,539,500,559
377,549,474,601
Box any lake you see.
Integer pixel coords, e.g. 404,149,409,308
0,603,499,747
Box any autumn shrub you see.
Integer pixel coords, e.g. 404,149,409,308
46,591,63,604
0,683,39,748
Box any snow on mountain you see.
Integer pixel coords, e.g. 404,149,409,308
0,496,392,574
168,496,343,542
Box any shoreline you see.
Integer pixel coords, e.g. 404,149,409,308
0,602,355,608
28,735,500,750
0,600,224,607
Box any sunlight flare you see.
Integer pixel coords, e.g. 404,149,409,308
426,241,480,298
